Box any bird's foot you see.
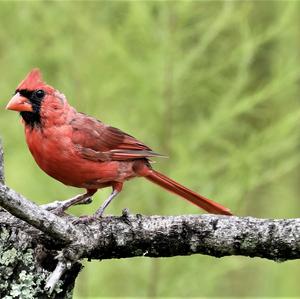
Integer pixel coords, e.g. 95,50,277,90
72,205,107,224
41,201,68,216
41,200,64,211
41,195,93,216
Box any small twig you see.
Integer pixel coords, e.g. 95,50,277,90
45,259,68,294
45,244,85,294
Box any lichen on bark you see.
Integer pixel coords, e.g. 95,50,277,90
0,223,79,299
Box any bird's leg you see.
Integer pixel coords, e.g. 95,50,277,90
95,190,119,217
95,182,123,217
42,189,97,215
73,183,123,224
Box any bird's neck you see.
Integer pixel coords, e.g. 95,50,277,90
20,111,41,128
22,100,75,130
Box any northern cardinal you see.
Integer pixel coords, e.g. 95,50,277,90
6,69,232,221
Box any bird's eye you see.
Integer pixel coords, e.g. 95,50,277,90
35,89,45,99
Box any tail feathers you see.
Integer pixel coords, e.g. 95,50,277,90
145,169,232,216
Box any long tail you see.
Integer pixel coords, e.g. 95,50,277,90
144,169,232,215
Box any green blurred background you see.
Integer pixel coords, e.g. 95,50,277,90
0,1,300,298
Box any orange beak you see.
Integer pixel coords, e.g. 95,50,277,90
6,93,33,112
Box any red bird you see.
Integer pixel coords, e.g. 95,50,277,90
6,69,232,221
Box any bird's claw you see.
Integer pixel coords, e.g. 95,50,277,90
42,201,71,215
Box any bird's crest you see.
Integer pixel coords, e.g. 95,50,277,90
17,68,45,91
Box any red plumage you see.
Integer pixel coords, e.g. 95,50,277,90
6,69,232,219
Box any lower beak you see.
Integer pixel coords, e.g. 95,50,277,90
6,93,33,112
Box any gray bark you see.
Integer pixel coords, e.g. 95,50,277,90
2,208,300,262
0,214,82,299
0,139,300,298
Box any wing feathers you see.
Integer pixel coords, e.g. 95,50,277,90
109,150,166,161
71,113,164,162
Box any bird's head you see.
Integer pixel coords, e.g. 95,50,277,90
6,69,66,127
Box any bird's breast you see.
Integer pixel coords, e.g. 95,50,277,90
24,125,135,188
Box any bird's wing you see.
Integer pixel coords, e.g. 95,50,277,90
70,113,164,162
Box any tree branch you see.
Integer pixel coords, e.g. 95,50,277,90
1,210,300,262
84,213,300,261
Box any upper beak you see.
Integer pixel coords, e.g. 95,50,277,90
6,93,33,112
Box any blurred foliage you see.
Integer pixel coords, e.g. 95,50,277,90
0,1,300,298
